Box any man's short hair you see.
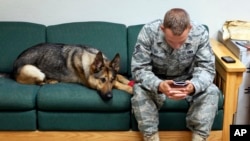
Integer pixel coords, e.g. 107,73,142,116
163,8,190,35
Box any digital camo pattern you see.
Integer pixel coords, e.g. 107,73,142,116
131,19,216,95
131,19,220,138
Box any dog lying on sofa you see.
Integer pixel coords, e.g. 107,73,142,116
13,43,133,100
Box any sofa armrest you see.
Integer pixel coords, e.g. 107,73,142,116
210,38,246,141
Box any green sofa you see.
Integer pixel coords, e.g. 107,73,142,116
0,21,244,141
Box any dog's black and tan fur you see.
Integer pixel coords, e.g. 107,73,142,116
13,43,133,100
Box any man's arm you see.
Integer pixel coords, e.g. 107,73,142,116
190,27,216,95
131,24,163,94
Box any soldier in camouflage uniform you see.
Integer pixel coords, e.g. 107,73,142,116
131,8,219,141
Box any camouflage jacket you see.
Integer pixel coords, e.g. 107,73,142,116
131,19,216,95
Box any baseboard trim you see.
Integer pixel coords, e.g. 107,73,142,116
0,130,222,141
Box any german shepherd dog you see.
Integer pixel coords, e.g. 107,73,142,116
13,43,133,100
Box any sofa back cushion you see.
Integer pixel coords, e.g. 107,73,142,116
127,24,144,76
0,22,46,73
46,22,128,74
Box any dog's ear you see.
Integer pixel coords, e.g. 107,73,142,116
92,51,104,73
110,53,120,73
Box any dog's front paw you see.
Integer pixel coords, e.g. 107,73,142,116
127,87,133,94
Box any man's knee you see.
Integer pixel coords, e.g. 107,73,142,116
186,84,220,137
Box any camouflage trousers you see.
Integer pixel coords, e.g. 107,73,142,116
131,83,219,138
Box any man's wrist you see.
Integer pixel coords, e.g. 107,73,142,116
157,81,163,94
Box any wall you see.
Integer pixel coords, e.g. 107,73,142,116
0,0,250,38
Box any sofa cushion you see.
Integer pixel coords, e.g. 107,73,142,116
0,78,39,110
0,78,38,130
131,110,223,131
0,22,46,73
127,24,144,77
38,111,130,131
37,82,132,131
37,83,131,112
46,22,128,75
0,110,37,131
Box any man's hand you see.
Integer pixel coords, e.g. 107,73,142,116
182,80,195,95
158,80,195,100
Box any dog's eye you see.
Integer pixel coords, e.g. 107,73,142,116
100,78,106,83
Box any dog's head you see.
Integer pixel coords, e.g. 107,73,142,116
88,51,120,100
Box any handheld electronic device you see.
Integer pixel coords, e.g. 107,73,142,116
221,56,236,63
173,81,188,87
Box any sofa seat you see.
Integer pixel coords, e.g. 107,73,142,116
37,83,131,131
0,78,38,130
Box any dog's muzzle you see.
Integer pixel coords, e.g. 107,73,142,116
99,92,113,100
